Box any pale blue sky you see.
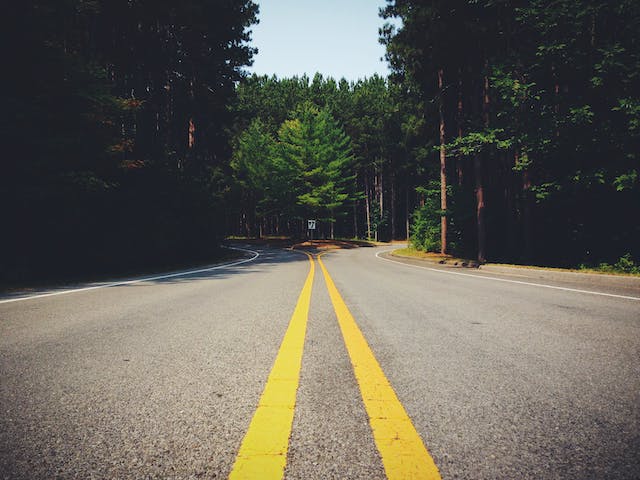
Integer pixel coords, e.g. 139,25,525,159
247,0,395,81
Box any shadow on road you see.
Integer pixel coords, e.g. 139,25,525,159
92,246,309,287
0,246,310,301
0,240,380,302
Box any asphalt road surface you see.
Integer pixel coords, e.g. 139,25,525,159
1,244,639,479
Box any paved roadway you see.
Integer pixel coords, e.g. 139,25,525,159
1,245,639,479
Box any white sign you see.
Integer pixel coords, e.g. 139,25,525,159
307,219,316,230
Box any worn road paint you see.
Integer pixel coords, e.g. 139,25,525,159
228,252,314,479
318,254,442,480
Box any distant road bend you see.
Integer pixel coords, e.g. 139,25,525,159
1,244,638,479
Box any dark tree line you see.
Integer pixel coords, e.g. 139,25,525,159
2,1,258,282
382,0,640,267
3,1,638,284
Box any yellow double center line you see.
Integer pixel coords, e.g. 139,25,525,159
229,251,441,480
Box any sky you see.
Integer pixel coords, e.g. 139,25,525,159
247,0,396,82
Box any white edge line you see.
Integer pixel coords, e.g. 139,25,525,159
0,246,260,305
375,249,640,302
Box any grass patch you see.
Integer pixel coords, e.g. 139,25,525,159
394,248,640,277
392,248,480,267
489,262,640,277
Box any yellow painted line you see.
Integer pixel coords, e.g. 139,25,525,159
318,254,442,480
228,252,314,480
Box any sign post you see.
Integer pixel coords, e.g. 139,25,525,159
307,219,316,240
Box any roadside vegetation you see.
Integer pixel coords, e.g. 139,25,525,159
382,0,640,270
580,254,640,275
231,0,640,272
3,0,638,284
393,248,640,276
392,248,480,268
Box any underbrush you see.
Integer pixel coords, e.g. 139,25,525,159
580,253,640,275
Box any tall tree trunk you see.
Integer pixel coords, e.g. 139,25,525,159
353,200,358,239
457,70,464,186
505,152,516,260
475,64,490,263
474,155,486,263
365,173,372,239
353,173,359,238
374,191,379,241
552,64,560,138
522,165,533,262
377,168,384,241
188,75,196,150
438,67,448,255
243,210,251,238
391,172,396,240
405,186,410,241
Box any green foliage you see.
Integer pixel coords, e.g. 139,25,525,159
613,98,640,133
382,0,640,266
369,202,388,239
445,129,512,156
411,209,441,252
410,183,441,252
230,73,408,239
613,170,638,191
491,68,539,111
231,118,280,219
582,254,640,274
231,101,358,237
6,0,638,279
530,182,562,202
290,105,356,221
614,254,640,274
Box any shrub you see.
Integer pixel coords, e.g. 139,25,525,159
410,182,441,252
585,253,640,274
613,253,639,274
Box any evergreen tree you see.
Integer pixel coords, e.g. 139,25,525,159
277,103,356,238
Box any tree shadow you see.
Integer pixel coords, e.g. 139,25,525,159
0,245,311,301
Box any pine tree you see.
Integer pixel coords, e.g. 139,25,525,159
277,103,357,238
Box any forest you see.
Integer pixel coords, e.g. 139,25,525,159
380,0,640,269
2,0,258,282
2,0,639,284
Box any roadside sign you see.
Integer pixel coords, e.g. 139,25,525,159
307,219,316,230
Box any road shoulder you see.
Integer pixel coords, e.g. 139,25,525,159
378,249,640,300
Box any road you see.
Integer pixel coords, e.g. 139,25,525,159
1,244,639,479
